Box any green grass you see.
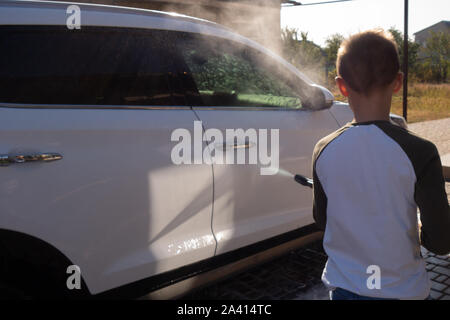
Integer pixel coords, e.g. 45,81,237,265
332,83,450,123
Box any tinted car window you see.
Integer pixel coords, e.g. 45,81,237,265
0,26,183,106
175,32,304,109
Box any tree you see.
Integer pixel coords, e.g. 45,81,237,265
281,27,301,65
324,33,345,69
388,27,421,74
422,31,449,82
323,33,345,85
281,27,326,84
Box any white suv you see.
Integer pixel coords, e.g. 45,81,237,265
0,0,406,299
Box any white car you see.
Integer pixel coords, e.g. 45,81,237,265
0,0,407,299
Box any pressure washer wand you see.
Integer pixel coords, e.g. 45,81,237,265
294,174,313,189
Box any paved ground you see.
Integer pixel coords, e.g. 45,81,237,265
182,239,450,300
182,118,450,300
183,241,330,300
408,118,450,157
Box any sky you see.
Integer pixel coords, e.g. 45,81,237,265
281,0,450,46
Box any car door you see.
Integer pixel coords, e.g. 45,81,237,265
173,31,340,255
0,26,215,294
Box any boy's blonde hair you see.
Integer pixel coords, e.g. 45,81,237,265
336,29,400,95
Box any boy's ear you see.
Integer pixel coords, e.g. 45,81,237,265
393,72,403,93
335,76,349,97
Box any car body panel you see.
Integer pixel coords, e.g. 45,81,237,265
0,107,215,294
329,101,355,127
194,108,340,254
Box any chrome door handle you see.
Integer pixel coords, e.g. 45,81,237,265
0,153,63,166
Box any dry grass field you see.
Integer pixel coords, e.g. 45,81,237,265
332,83,450,123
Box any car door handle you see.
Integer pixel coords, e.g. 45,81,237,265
0,153,63,166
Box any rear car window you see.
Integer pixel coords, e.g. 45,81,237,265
0,26,183,106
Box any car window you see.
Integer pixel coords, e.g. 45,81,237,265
175,32,304,109
0,26,183,106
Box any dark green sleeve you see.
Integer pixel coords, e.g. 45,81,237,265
311,125,350,231
312,167,327,231
416,149,450,255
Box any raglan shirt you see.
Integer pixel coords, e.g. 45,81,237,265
312,120,450,300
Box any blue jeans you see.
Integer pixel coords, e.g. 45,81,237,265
329,287,396,300
330,287,432,300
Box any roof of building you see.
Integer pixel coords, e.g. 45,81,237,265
413,20,450,36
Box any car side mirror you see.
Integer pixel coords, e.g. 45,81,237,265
302,84,334,110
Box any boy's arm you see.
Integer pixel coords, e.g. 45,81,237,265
311,127,348,231
312,164,327,231
416,149,450,256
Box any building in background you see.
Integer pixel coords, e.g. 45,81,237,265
414,20,450,60
414,20,449,46
55,0,285,53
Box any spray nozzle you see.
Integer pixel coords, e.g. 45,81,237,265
294,174,313,188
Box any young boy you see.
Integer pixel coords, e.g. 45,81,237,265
312,29,450,300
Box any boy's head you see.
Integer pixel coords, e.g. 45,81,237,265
336,29,402,97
